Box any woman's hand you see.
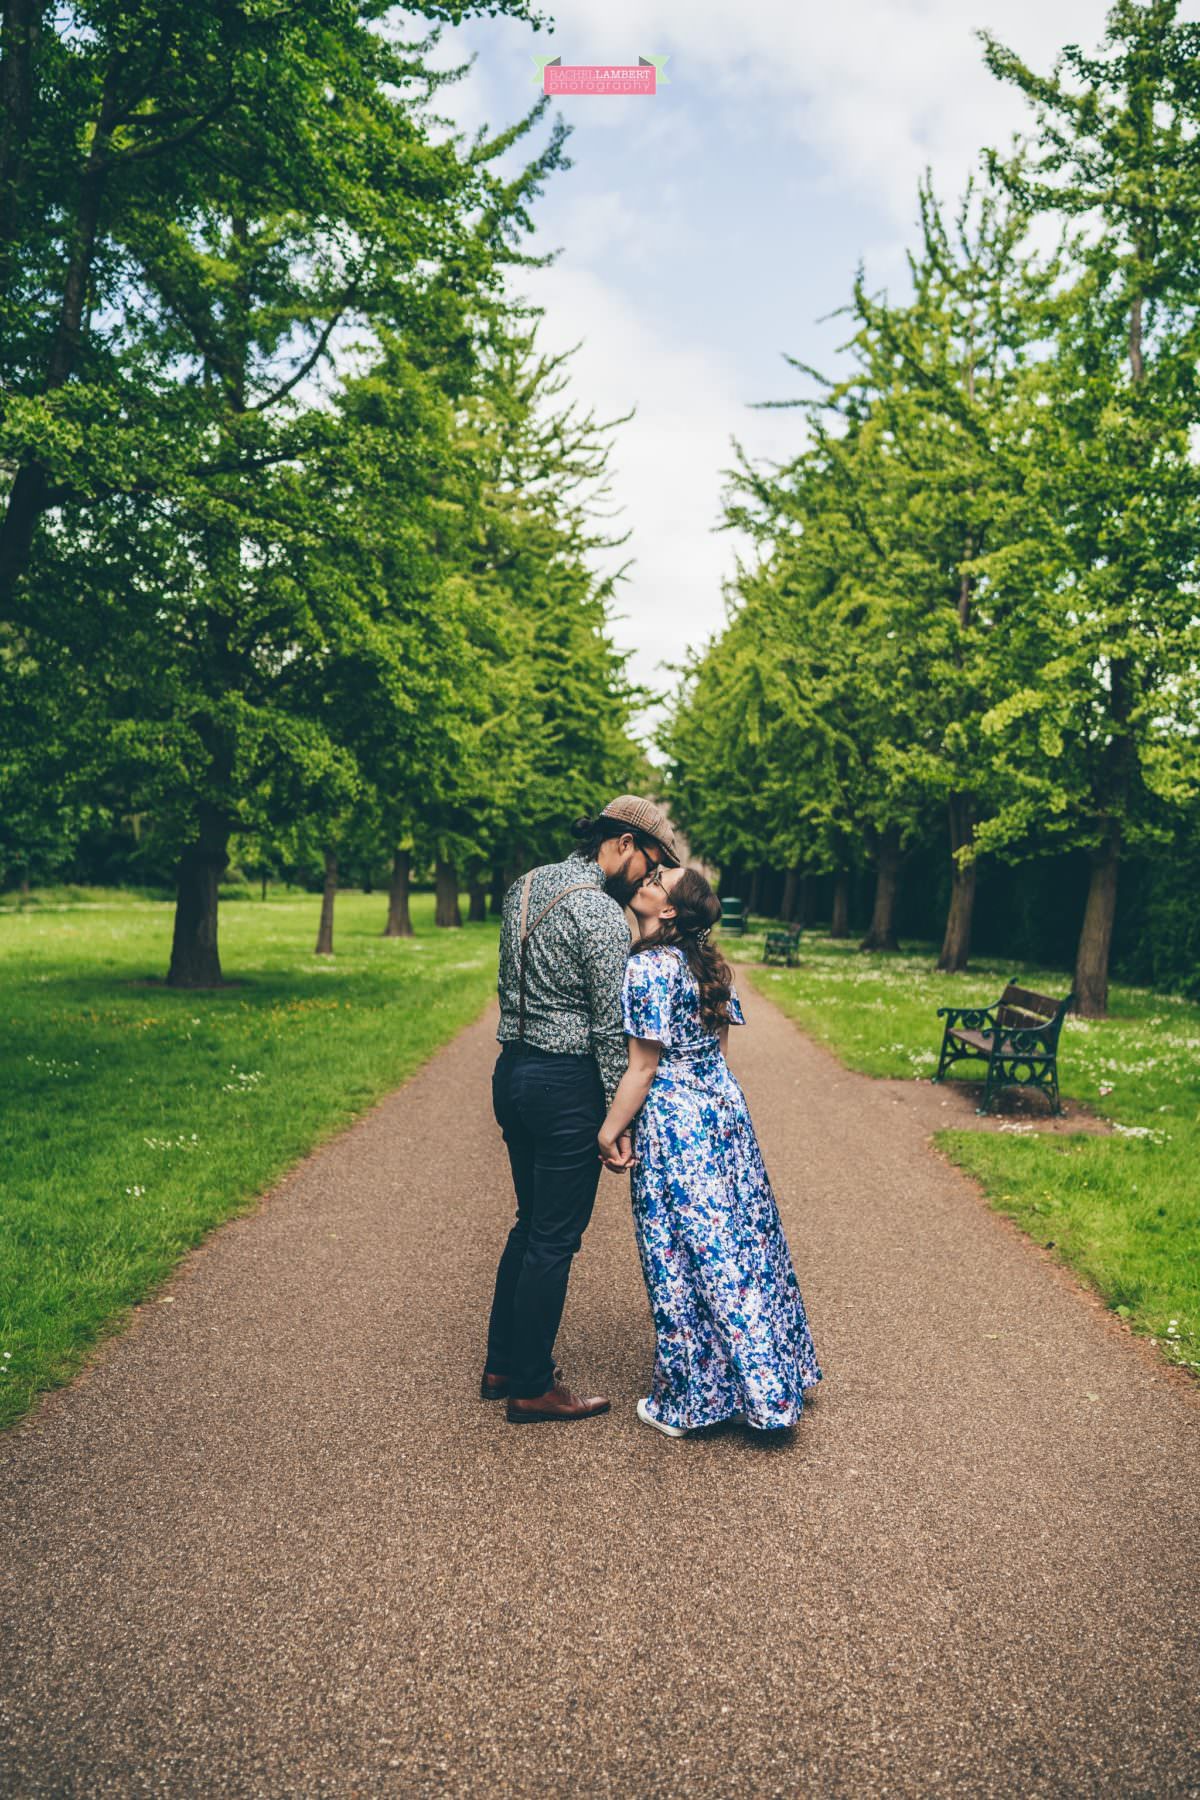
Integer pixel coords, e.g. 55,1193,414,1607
598,1129,636,1172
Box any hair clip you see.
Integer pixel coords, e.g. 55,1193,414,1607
696,926,711,946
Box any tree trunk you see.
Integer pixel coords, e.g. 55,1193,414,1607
718,862,743,906
260,866,268,902
746,868,761,917
0,0,39,272
937,793,977,973
938,858,977,974
1129,290,1144,386
384,849,414,937
489,865,506,916
167,812,230,987
1074,830,1120,1018
468,878,487,923
315,849,337,955
781,864,799,923
860,826,902,952
435,857,462,929
830,869,850,939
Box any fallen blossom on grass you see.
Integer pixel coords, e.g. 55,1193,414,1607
222,1067,264,1093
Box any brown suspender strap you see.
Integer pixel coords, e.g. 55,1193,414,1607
516,871,534,1040
516,873,597,1042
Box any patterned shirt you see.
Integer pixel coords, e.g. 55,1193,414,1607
496,854,631,1104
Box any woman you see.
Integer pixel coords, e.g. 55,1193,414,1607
598,865,822,1437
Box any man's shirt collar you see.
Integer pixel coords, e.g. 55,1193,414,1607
566,853,606,890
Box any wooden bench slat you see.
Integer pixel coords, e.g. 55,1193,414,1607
1000,983,1063,1019
949,1027,1053,1057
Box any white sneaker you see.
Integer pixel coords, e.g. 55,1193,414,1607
636,1397,686,1438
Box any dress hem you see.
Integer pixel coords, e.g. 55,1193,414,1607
651,1373,822,1435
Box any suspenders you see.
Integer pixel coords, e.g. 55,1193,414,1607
516,870,596,1042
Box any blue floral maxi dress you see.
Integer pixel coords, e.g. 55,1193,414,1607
623,946,822,1431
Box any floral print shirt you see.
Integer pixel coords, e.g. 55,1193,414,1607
496,854,631,1104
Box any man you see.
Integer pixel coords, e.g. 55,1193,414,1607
483,795,680,1423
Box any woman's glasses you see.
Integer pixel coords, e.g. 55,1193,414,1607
641,863,667,893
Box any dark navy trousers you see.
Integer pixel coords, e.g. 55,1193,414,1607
486,1043,606,1398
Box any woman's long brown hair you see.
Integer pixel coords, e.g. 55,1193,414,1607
631,866,735,1031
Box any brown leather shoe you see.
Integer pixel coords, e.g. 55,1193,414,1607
481,1364,562,1401
506,1380,610,1424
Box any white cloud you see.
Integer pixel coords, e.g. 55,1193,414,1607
502,0,1200,226
547,188,656,267
515,259,798,730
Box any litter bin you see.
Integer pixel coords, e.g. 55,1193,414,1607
719,896,745,937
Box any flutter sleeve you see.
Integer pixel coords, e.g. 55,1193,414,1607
622,951,675,1046
727,981,746,1027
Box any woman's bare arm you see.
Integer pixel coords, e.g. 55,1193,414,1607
598,1036,662,1164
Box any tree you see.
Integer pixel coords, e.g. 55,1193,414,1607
405,315,645,924
736,172,1062,965
0,0,551,611
713,397,934,952
979,0,1200,1013
839,172,1064,968
1,1,568,983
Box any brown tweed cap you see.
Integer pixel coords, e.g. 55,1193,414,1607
599,794,681,867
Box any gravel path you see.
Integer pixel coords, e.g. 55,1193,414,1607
2,985,1198,1798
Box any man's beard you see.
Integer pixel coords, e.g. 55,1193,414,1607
603,855,641,907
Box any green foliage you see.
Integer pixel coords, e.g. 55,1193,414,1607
0,2,644,950
971,2,1200,1012
664,1,1200,1008
404,316,647,878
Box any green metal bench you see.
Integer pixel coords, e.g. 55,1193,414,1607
719,896,745,937
933,979,1074,1115
762,926,801,967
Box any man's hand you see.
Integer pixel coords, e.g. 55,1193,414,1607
598,1129,636,1173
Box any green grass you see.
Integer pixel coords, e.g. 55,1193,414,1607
0,888,498,1429
728,923,1200,1379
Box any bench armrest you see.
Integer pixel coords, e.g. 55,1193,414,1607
936,1003,997,1028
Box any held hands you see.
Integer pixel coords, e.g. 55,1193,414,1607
598,1129,636,1173
599,1043,658,1175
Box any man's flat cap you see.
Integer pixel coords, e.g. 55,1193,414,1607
600,794,681,867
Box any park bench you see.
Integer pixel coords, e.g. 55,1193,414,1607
933,979,1074,1116
762,925,801,967
720,896,745,937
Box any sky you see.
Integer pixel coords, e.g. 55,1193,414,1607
425,0,1197,738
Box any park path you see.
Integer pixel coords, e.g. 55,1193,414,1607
2,984,1198,1799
